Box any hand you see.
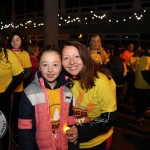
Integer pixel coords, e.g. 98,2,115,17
66,125,78,142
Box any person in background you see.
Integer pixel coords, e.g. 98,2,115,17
120,44,134,103
61,41,117,150
0,32,23,150
88,35,108,64
18,45,77,150
124,46,144,105
25,44,39,86
134,46,150,126
8,31,32,147
107,49,127,97
121,44,134,65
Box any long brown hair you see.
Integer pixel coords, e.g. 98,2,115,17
0,32,8,63
61,41,111,91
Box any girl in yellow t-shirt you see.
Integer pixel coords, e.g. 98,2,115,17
0,32,23,150
8,31,32,146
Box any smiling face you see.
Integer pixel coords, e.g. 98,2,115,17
62,46,84,76
11,35,22,49
39,51,62,89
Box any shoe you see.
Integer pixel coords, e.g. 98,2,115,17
141,120,149,126
135,121,144,127
12,136,20,147
145,108,150,113
131,108,135,113
123,101,130,105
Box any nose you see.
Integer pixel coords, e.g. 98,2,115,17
70,57,75,65
48,66,53,72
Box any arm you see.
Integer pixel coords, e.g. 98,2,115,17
24,67,32,80
123,62,127,77
18,92,37,150
77,111,117,142
68,100,79,149
66,111,117,143
0,72,23,98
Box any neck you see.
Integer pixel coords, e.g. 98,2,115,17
12,48,21,51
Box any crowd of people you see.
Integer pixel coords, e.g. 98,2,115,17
0,31,150,150
87,35,150,127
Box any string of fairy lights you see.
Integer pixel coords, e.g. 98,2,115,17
0,10,147,30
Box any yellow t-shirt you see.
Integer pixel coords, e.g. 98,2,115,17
47,89,61,135
71,72,117,148
128,56,139,72
134,56,150,89
0,49,23,92
88,51,102,64
14,50,32,92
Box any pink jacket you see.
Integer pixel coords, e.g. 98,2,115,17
18,75,76,150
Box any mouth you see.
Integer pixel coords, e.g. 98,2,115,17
69,66,78,70
47,74,55,78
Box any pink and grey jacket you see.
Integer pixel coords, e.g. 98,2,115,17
18,71,77,150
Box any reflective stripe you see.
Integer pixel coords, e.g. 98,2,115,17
18,119,32,129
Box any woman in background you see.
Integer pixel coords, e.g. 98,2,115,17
88,35,108,64
8,31,32,146
0,32,23,150
25,44,39,86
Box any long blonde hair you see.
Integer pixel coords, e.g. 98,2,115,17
90,35,108,64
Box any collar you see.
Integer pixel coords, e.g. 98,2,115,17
37,71,70,89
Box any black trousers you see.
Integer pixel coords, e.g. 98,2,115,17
11,92,22,135
135,88,149,119
0,95,11,150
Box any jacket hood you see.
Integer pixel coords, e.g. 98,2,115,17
33,71,71,89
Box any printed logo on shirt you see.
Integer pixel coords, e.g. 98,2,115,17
0,110,7,139
51,108,60,134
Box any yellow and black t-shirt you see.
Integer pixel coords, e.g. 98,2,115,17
71,72,117,148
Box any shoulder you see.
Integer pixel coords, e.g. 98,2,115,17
96,72,115,86
22,50,30,55
7,49,20,62
7,49,16,56
63,86,73,103
25,83,46,105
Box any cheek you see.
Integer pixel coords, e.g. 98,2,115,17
62,61,67,68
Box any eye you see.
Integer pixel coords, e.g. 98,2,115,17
42,64,47,67
53,63,58,67
74,54,80,59
63,56,70,61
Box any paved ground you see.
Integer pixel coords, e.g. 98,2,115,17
111,101,150,150
1,95,150,150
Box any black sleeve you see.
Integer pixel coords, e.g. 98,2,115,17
0,72,23,98
68,142,79,150
69,98,74,116
24,67,32,79
77,111,117,142
19,92,37,150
